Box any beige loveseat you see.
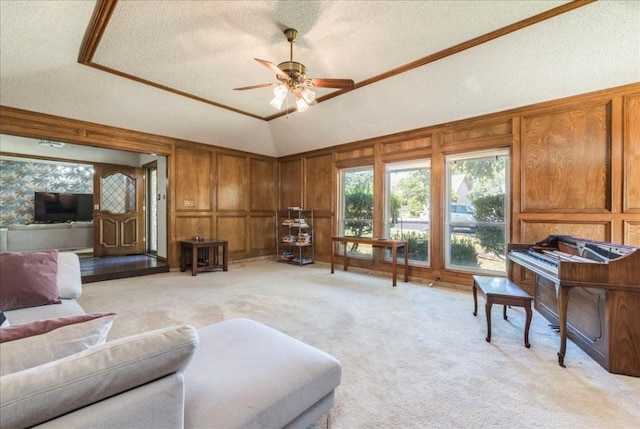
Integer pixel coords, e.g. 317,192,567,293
0,252,342,429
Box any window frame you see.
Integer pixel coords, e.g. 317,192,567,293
384,159,431,267
444,148,510,274
337,165,375,259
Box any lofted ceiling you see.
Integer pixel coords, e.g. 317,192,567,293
1,1,638,157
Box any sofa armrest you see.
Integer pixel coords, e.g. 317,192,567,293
0,325,198,429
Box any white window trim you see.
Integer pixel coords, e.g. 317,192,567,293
338,166,374,260
384,159,431,267
444,148,510,274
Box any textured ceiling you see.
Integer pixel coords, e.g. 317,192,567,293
1,1,639,157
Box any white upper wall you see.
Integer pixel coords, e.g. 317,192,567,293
269,1,640,156
0,1,638,158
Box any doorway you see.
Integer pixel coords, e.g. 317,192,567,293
145,161,158,255
0,134,169,259
93,164,145,257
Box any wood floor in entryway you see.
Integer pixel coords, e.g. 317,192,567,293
80,254,169,283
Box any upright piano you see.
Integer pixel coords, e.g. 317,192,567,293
507,235,640,376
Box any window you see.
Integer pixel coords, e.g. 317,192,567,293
445,149,508,273
338,166,374,258
385,160,431,266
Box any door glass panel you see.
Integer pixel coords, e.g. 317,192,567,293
101,172,136,214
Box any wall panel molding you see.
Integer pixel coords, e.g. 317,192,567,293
217,215,247,253
521,220,611,243
521,102,611,213
624,93,640,212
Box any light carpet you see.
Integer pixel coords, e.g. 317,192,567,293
78,260,640,429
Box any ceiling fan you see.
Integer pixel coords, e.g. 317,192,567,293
234,28,355,112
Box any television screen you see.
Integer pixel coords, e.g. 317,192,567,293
34,192,93,222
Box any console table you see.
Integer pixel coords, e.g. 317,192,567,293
330,236,408,286
180,239,228,276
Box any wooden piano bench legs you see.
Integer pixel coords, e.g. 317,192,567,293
472,275,533,348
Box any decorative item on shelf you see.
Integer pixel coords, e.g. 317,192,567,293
282,250,294,260
281,235,296,244
296,233,311,245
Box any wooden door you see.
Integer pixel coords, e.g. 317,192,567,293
93,164,145,256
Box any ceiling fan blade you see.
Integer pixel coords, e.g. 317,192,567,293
233,83,276,91
311,78,355,90
255,58,289,79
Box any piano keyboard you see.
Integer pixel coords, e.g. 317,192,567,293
508,250,559,282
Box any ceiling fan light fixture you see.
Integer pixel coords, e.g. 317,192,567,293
300,87,316,105
235,28,353,113
270,85,287,110
295,99,309,112
295,93,310,112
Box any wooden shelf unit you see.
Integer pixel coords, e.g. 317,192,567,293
276,209,314,266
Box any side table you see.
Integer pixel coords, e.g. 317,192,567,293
180,239,228,276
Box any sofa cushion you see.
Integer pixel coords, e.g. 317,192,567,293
55,252,82,299
184,318,342,429
2,299,85,326
7,223,69,231
0,324,199,429
0,250,60,311
0,313,117,376
0,312,115,343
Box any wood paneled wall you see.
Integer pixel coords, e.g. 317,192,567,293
170,143,277,266
1,82,638,282
278,82,640,286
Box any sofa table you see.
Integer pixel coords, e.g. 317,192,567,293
180,239,228,276
330,236,408,286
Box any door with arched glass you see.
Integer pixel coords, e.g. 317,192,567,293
93,164,145,256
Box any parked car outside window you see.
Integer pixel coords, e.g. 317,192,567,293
450,203,476,232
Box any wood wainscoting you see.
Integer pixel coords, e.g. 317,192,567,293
2,82,639,285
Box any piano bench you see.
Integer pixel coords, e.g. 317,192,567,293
472,275,533,348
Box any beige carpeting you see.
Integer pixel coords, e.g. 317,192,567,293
78,260,640,429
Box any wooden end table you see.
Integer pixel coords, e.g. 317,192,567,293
180,239,228,276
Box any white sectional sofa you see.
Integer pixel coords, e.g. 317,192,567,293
0,222,93,253
2,252,85,325
0,251,342,429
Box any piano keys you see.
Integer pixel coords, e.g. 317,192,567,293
507,235,640,377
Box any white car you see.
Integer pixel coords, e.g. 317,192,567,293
450,203,477,232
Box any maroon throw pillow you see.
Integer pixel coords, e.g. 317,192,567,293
0,250,60,311
0,312,116,343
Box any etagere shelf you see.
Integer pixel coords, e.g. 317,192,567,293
276,208,314,266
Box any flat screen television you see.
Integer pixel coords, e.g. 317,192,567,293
34,192,93,223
